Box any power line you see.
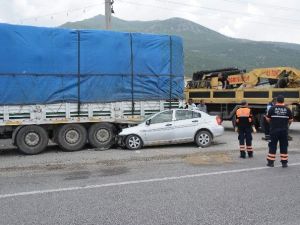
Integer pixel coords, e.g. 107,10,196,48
158,0,300,25
19,2,104,23
222,0,300,12
118,0,300,30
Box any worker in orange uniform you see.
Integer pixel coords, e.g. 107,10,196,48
235,100,254,158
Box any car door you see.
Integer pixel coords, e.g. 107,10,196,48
173,109,202,143
143,110,174,145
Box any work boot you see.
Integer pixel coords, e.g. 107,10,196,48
240,151,246,159
282,162,288,168
248,152,253,158
267,160,274,167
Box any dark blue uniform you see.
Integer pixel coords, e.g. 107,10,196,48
266,104,292,166
263,102,274,140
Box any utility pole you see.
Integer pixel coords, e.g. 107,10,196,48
105,0,114,30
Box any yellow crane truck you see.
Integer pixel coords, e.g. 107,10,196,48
185,67,300,128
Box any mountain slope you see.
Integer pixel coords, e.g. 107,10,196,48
61,15,300,76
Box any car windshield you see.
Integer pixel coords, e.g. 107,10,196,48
142,111,173,124
142,113,155,123
151,111,173,124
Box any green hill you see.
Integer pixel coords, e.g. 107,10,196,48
61,15,300,76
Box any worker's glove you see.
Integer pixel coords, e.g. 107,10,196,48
234,127,238,132
252,126,257,133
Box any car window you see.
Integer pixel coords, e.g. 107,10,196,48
151,111,173,124
176,110,193,120
192,112,201,118
175,110,201,121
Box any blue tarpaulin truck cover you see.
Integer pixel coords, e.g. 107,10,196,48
0,23,184,105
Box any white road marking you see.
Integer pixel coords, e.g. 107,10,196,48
1,162,300,200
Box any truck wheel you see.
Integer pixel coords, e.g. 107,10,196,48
57,124,87,151
16,125,49,155
88,123,116,150
195,130,212,148
125,135,143,150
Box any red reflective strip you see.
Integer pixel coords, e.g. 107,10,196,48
267,154,276,159
280,154,288,157
268,154,276,157
267,157,275,161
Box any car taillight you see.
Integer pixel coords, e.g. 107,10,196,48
216,116,222,125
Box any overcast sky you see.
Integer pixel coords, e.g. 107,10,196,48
1,0,300,44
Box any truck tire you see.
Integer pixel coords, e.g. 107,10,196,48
195,130,212,148
88,123,116,150
16,125,49,155
57,124,87,151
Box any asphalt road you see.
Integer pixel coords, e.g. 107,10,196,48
0,122,300,225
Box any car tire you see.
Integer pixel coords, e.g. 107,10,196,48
195,130,212,148
88,123,116,150
57,124,87,151
125,134,143,150
16,125,49,155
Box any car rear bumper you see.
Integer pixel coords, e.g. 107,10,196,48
211,125,224,137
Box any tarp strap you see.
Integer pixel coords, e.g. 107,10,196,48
77,30,81,116
169,36,173,109
130,33,135,116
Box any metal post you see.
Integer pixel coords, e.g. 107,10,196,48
105,0,112,29
77,31,81,116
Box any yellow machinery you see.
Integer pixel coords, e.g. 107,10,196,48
226,67,300,88
189,67,300,89
185,67,300,126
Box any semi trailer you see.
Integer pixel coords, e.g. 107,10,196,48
0,23,184,154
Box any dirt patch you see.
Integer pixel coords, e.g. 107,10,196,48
185,152,233,166
97,166,129,177
64,170,92,181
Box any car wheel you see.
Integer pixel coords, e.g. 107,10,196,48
125,135,143,150
195,130,212,148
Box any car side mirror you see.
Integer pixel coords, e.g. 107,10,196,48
146,119,151,126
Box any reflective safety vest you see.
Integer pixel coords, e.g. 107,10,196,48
236,107,252,127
